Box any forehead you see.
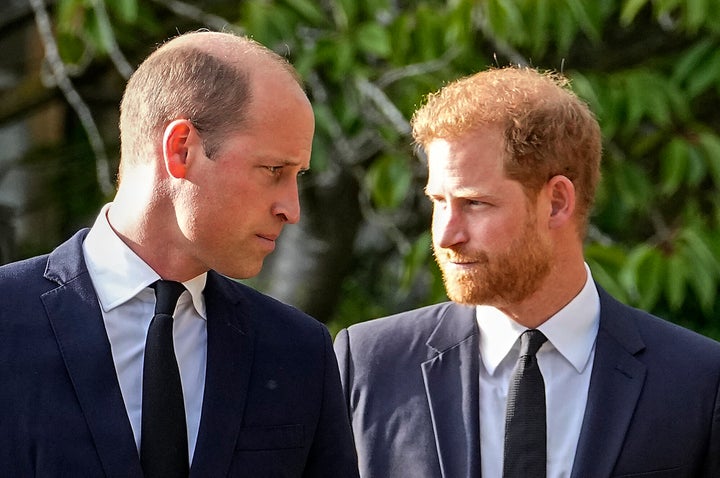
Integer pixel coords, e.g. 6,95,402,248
425,127,507,188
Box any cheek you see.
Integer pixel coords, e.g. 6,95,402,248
430,211,443,235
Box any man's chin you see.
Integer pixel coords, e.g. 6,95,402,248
219,260,265,280
442,276,488,305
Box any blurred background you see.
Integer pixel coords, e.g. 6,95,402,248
1,0,719,338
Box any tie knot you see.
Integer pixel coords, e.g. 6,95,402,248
152,280,185,316
519,329,547,357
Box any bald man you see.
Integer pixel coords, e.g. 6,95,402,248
0,31,359,477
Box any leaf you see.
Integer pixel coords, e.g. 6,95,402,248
283,0,328,25
685,144,707,187
636,248,665,310
686,48,720,97
664,253,688,311
683,227,720,274
659,138,689,196
644,87,672,127
564,0,601,43
485,0,525,44
56,31,86,64
266,7,300,45
584,243,629,303
366,155,412,209
684,0,708,33
618,243,655,301
621,244,664,309
655,0,681,16
615,160,653,210
620,0,650,26
686,262,716,314
56,0,85,33
568,72,603,117
310,135,330,172
242,2,273,45
586,260,629,303
332,0,358,30
445,0,473,46
317,35,355,80
677,226,720,311
388,13,412,64
355,22,392,58
663,80,692,122
401,231,432,290
85,8,114,55
415,4,444,61
671,38,715,85
697,131,720,187
596,80,622,140
554,3,579,55
622,73,646,132
527,0,551,57
108,0,138,23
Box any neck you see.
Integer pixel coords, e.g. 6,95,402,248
107,172,205,282
500,257,588,329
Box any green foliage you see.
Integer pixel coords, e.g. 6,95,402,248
31,0,720,335
53,0,151,67
366,155,412,209
481,0,610,57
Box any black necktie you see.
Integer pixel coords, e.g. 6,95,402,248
141,280,189,478
503,329,548,478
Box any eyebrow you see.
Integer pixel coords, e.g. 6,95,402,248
257,155,310,171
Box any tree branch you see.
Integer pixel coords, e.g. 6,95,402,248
90,0,133,80
29,0,115,197
148,0,245,34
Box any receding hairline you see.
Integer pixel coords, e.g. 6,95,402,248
151,31,303,86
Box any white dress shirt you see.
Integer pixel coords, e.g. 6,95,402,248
82,204,208,461
477,265,600,478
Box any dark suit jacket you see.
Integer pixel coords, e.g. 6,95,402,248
335,286,720,478
0,229,359,477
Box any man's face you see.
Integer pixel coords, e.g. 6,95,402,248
175,71,315,279
425,126,552,307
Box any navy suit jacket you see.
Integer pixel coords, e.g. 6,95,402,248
335,287,720,477
0,230,359,477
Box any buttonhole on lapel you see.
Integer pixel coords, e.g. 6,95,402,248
265,379,278,390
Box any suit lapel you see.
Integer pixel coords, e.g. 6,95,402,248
422,304,482,478
571,287,647,478
190,272,254,477
43,230,143,478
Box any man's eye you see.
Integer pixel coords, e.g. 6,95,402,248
266,166,283,174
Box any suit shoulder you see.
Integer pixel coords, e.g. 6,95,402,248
342,302,475,356
348,302,457,335
601,290,720,363
0,254,49,276
0,254,51,291
635,311,720,359
210,272,326,334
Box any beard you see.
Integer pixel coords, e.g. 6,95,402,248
434,215,553,306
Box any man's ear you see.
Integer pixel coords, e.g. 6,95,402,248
546,175,576,229
162,119,194,178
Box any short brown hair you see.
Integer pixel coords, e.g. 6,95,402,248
411,66,602,234
119,32,300,164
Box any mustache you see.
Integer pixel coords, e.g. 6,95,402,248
434,247,489,264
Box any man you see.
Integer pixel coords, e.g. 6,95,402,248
334,67,720,477
0,31,359,477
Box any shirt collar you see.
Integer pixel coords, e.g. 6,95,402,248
82,203,207,319
476,263,600,375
